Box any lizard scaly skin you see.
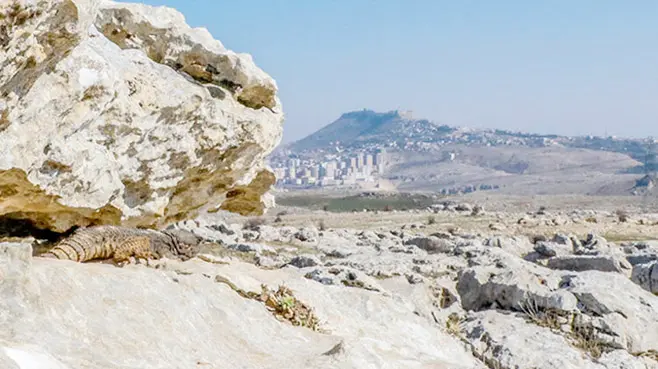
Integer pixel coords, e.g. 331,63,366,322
40,225,201,265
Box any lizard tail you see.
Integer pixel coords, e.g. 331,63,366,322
42,237,94,262
40,248,72,260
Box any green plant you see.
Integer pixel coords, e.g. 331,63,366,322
445,312,463,336
214,277,325,332
260,284,323,332
427,215,436,225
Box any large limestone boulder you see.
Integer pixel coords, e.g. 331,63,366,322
0,0,283,232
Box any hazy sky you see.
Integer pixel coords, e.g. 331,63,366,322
129,0,658,143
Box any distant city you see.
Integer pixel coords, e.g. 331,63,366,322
270,109,658,192
271,148,389,188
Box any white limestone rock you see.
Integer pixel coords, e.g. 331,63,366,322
0,242,485,369
631,261,658,294
460,311,604,369
483,235,535,257
545,255,632,275
0,0,283,232
457,249,579,312
561,271,658,353
598,350,658,369
404,236,455,254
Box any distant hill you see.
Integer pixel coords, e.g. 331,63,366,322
275,109,658,196
289,109,455,151
287,109,657,165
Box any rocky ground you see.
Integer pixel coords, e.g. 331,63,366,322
1,1,657,368
2,198,658,368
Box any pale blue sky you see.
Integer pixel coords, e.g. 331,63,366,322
130,0,658,143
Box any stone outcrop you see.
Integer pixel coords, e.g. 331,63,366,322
0,0,283,233
4,205,658,368
0,242,485,369
461,311,604,369
631,261,658,294
456,249,579,312
545,255,632,275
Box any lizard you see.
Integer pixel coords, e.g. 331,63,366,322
39,225,203,266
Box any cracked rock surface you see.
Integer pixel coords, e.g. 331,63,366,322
0,0,283,232
5,204,658,368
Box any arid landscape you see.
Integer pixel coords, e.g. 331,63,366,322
1,0,657,369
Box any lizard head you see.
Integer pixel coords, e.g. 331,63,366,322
162,229,203,260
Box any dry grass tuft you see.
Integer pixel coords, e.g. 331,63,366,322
519,299,562,331
214,275,324,332
445,312,464,337
519,299,609,360
615,209,629,223
257,284,323,331
81,84,106,101
471,205,484,216
570,325,607,359
633,349,658,361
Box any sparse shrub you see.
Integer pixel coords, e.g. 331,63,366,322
276,210,289,217
274,215,283,223
318,219,327,231
383,205,392,212
537,206,547,215
519,299,561,331
427,215,436,225
519,298,611,360
81,84,106,101
260,284,323,332
633,350,658,361
570,325,607,359
214,276,324,332
243,217,266,230
584,216,598,223
615,209,629,223
471,205,484,216
436,286,457,308
445,312,463,336
322,205,329,212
